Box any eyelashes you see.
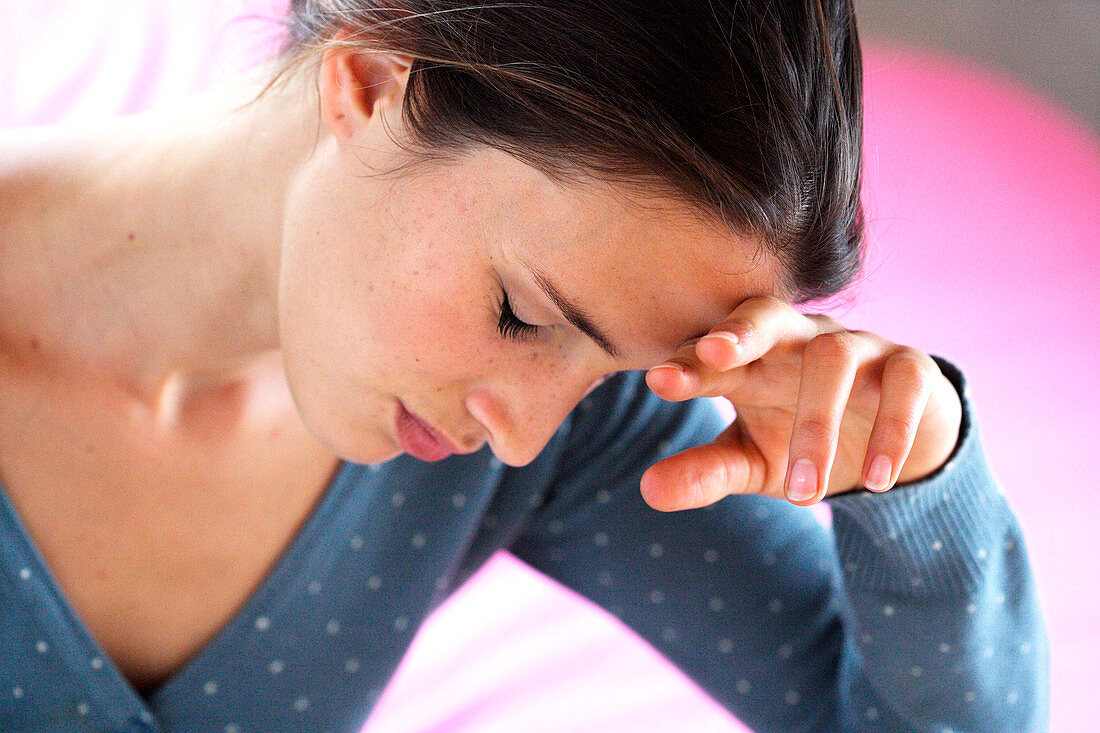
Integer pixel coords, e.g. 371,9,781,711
497,291,539,342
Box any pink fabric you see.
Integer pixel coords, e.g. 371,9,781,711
3,3,1097,730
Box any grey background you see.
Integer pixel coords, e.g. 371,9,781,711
857,0,1099,131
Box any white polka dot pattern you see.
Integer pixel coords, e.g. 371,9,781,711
0,364,1044,732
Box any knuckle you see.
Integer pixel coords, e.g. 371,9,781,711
875,413,916,444
806,331,859,362
797,414,836,443
681,457,730,507
704,459,734,501
886,348,937,389
722,317,758,342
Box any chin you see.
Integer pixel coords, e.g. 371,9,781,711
315,414,405,465
347,444,404,466
311,426,401,465
292,391,402,466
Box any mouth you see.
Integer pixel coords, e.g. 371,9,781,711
394,400,462,461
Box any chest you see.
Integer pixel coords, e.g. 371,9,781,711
0,362,343,695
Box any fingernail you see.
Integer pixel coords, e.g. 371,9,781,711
786,459,818,501
701,331,739,347
866,455,892,491
698,332,740,366
645,363,685,392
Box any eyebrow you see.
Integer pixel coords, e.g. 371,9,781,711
526,268,622,359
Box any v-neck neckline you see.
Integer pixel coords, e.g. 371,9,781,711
0,457,358,728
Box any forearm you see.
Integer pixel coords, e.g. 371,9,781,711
824,356,1049,731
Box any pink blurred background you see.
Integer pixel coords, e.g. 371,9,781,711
3,1,1097,730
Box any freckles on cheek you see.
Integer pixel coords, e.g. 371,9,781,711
502,341,568,384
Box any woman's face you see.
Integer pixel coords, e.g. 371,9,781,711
279,107,785,467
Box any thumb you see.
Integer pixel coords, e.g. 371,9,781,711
639,424,764,511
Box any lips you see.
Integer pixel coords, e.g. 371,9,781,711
394,401,460,461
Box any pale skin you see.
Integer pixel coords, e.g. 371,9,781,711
0,36,962,513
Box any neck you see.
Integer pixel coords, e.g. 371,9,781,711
0,59,324,413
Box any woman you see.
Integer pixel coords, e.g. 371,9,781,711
0,1,1047,731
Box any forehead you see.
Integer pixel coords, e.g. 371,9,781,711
455,148,788,364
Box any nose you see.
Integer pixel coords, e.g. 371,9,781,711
465,371,608,467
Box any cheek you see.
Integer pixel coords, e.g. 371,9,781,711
383,283,495,373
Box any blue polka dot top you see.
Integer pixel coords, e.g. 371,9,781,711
0,356,1049,732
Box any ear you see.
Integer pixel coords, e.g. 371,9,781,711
318,29,414,143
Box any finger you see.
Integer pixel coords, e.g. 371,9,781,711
647,295,820,400
639,422,765,511
692,296,836,372
861,348,937,492
646,298,847,403
644,339,702,401
783,331,877,505
644,338,749,402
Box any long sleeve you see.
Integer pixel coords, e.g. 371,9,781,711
507,358,1049,732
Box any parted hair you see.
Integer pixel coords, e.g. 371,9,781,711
265,0,865,304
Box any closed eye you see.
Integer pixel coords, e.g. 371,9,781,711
497,291,539,342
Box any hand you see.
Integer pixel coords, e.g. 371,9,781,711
640,296,963,510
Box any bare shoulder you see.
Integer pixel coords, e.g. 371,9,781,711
0,125,65,212
0,129,39,365
0,124,101,369
0,127,52,368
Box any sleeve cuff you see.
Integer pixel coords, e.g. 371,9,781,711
825,354,1013,597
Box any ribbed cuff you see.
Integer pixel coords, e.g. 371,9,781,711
825,355,1012,597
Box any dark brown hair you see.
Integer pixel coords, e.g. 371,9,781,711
266,0,865,304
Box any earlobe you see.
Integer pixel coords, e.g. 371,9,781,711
318,30,413,143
